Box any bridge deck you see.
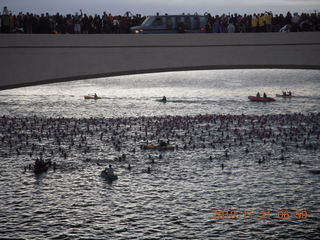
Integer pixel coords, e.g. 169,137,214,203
1,33,319,90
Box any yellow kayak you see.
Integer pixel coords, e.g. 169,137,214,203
275,94,295,98
84,95,101,100
143,144,175,150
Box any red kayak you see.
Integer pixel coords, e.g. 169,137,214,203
248,96,276,102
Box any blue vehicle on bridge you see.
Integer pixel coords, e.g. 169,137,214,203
131,14,209,34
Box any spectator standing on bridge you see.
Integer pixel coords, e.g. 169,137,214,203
265,12,273,32
229,14,237,28
107,13,114,32
212,19,222,33
220,14,229,33
54,12,64,34
65,14,74,33
112,16,120,33
81,14,90,34
284,12,292,28
119,17,129,33
258,13,266,32
74,10,83,33
291,12,300,32
251,14,258,32
227,21,236,33
40,13,51,33
38,14,46,33
9,12,15,33
278,12,291,32
24,12,33,33
102,12,111,33
1,6,11,33
238,14,248,32
12,12,23,33
94,14,102,33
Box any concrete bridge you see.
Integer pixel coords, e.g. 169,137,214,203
0,32,320,90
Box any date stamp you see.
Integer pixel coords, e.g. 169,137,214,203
211,210,309,220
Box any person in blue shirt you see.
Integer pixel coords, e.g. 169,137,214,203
105,164,114,175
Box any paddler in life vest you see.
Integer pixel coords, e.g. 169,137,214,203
105,164,114,175
256,92,260,97
263,92,267,98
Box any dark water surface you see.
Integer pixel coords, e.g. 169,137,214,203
0,69,319,239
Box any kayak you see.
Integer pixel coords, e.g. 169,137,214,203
143,144,175,150
84,95,101,100
275,94,295,98
100,171,118,180
248,96,276,102
155,99,167,103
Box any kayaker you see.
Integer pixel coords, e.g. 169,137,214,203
162,96,167,101
105,164,114,175
263,92,267,98
35,158,40,168
288,91,292,96
256,92,260,97
94,93,98,98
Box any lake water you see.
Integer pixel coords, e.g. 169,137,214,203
0,69,319,239
1,69,320,118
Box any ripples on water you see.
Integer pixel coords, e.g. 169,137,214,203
0,69,319,239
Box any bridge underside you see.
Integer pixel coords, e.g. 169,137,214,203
1,33,319,90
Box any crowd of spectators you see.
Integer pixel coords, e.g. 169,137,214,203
0,6,319,34
0,7,145,34
206,11,320,33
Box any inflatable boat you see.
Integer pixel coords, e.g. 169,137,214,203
248,96,276,102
